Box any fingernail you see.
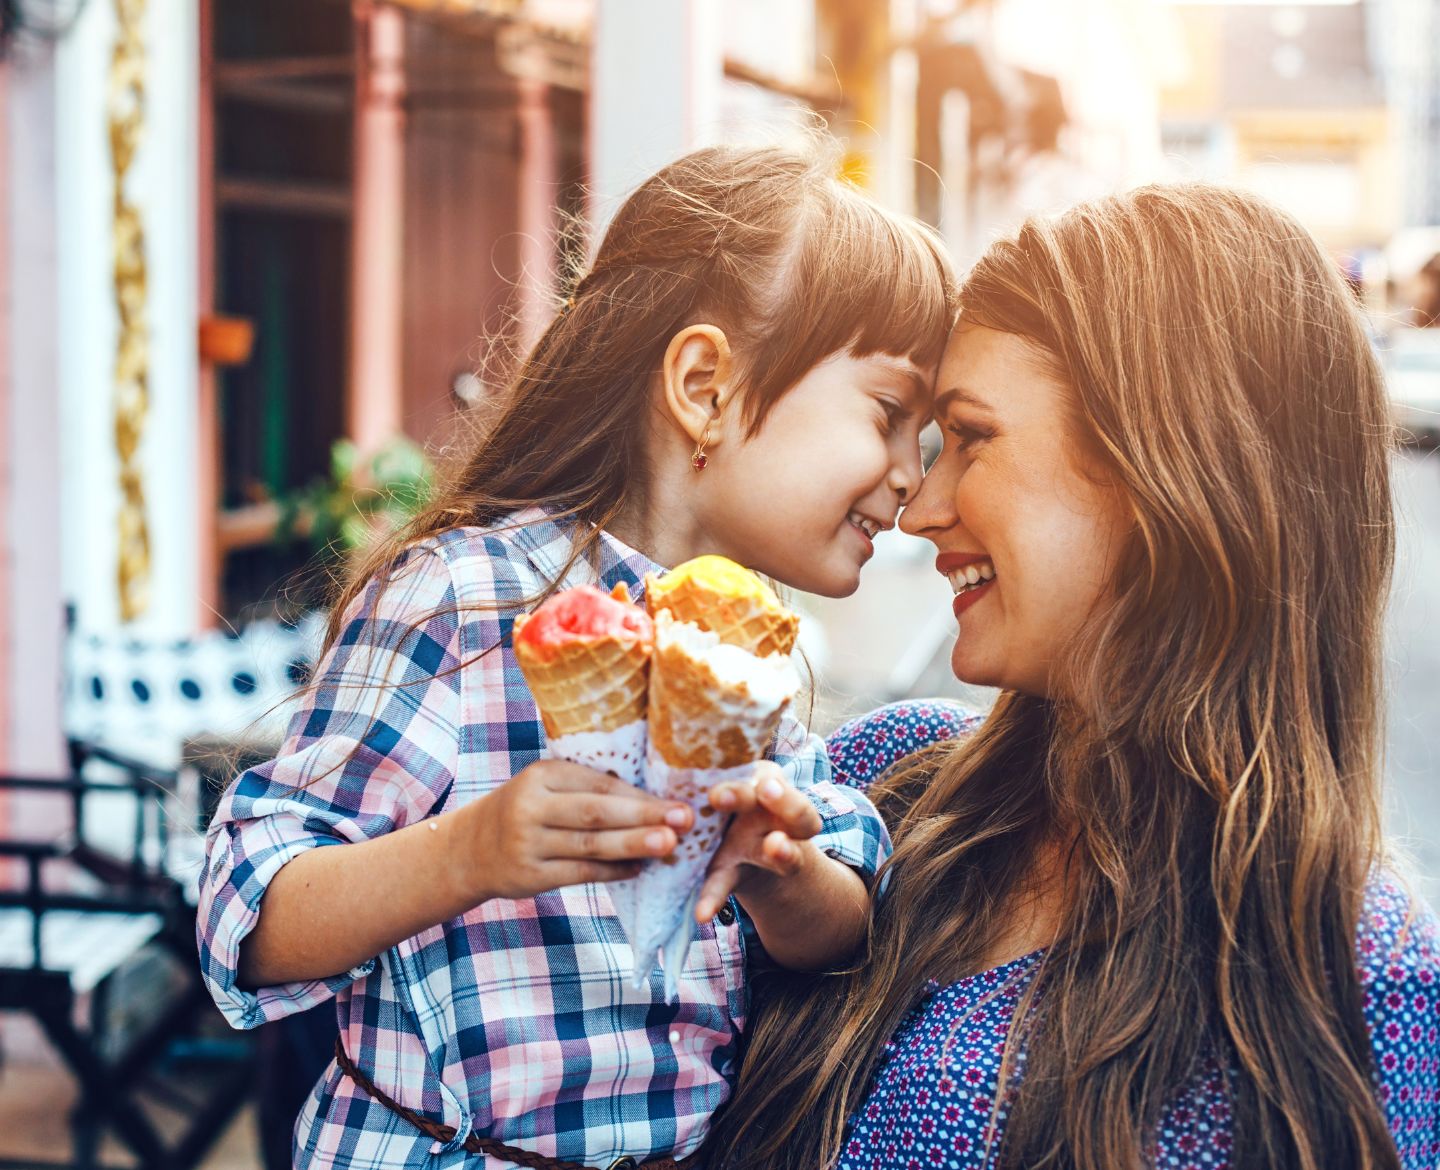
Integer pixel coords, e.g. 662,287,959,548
665,807,689,829
760,778,783,800
645,830,668,852
711,788,734,809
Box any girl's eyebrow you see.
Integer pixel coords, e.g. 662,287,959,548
933,386,997,418
866,354,929,403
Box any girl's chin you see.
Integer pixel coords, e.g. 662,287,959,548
776,557,862,599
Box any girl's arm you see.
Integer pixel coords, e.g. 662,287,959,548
238,761,692,987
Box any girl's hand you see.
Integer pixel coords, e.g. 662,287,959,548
692,762,824,922
457,761,695,904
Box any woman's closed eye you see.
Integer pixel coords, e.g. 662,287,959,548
945,420,991,453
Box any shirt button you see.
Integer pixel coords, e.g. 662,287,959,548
716,902,737,926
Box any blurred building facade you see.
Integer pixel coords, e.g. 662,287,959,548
1373,0,1440,227
0,0,1157,776
1158,1,1398,252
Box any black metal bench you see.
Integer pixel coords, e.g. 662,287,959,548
0,740,254,1170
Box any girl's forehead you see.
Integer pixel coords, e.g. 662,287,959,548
851,351,935,400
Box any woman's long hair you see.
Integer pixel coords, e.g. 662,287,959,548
706,185,1399,1170
321,137,956,654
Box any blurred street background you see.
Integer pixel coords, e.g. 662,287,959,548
2,0,1440,1165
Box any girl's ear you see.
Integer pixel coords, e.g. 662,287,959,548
661,324,735,446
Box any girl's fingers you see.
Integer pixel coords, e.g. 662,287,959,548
694,861,742,923
545,792,693,834
552,859,645,887
539,761,653,799
754,775,822,839
706,779,759,815
760,829,805,875
544,825,678,862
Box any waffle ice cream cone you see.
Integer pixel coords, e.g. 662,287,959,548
647,610,799,769
632,611,801,998
645,555,799,659
513,583,653,737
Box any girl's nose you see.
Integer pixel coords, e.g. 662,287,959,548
889,445,923,506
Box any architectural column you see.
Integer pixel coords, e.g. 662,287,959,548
349,1,406,455
4,45,67,776
515,77,558,349
56,0,200,639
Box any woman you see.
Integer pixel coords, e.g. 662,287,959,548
705,185,1440,1169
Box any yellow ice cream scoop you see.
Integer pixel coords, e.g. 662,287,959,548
645,554,799,658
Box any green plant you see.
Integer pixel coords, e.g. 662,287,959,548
277,436,434,557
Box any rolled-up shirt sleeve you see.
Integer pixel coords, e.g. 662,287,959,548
196,546,465,1029
772,714,892,882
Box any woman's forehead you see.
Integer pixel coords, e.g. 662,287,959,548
938,327,1065,411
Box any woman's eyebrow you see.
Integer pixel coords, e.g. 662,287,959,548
933,386,997,417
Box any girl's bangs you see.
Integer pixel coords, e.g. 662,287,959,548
739,192,957,420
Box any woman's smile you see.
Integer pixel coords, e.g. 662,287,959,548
935,551,996,618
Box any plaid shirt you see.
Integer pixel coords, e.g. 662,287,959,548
196,509,890,1170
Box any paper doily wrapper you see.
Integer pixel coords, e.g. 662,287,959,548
630,745,756,1000
544,720,647,786
545,720,648,950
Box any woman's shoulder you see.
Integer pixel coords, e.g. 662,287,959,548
1358,869,1440,985
1358,870,1440,1165
1356,869,1440,1063
826,699,988,791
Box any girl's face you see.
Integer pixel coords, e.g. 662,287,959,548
899,326,1131,697
700,350,932,597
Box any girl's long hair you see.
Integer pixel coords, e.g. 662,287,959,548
321,138,956,654
706,185,1400,1170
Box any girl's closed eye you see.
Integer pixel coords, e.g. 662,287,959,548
877,398,908,436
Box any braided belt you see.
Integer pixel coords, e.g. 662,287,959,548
334,1037,702,1170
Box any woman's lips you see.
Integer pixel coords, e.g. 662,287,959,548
935,551,996,618
952,578,995,618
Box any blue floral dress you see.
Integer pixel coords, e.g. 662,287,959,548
825,701,1440,1170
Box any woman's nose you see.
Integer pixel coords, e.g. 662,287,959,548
899,456,960,540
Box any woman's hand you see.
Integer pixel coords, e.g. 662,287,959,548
692,761,824,922
456,760,695,904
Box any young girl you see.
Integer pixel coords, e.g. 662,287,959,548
196,139,956,1170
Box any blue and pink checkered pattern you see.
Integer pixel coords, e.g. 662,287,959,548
196,509,890,1170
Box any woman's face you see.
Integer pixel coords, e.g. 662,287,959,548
899,326,1131,698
